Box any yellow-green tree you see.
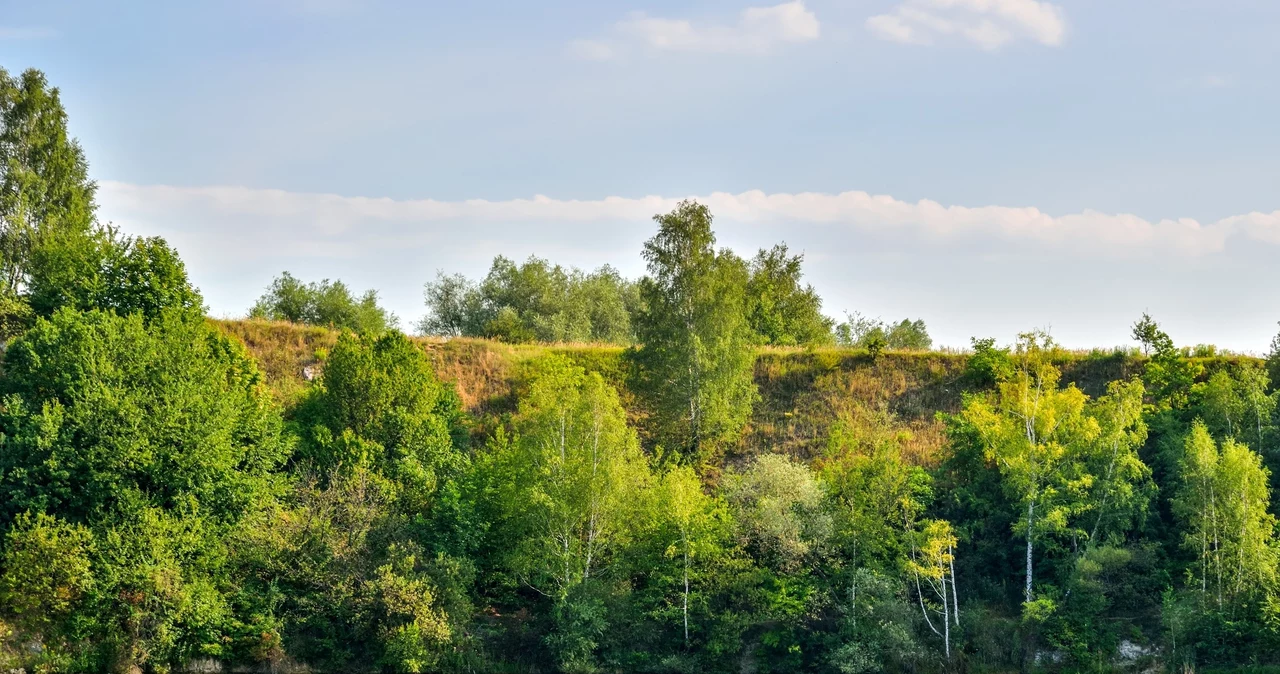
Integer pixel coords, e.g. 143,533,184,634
493,355,652,597
905,519,958,660
1174,421,1278,609
654,464,726,646
963,332,1100,603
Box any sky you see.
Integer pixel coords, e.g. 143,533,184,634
2,0,1279,351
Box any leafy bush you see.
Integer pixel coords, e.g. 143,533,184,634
251,271,396,334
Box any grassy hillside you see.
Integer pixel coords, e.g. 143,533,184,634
214,319,1260,468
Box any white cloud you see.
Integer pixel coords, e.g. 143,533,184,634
95,181,1280,350
1180,73,1233,89
0,26,57,40
566,39,617,61
868,0,1066,49
98,181,1278,260
571,1,820,59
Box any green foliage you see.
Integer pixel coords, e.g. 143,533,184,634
0,290,32,340
0,307,286,670
1133,313,1203,408
0,68,97,299
744,243,834,346
236,469,464,673
1174,421,1278,610
0,308,284,525
965,336,1014,386
630,200,758,462
0,511,94,637
301,330,464,483
820,405,932,569
420,257,638,343
483,354,651,598
835,311,932,351
962,331,1150,610
724,454,831,574
26,228,204,320
251,271,397,334
11,68,1280,672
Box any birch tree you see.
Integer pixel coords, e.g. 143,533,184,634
631,200,758,462
905,519,959,660
654,465,725,647
1174,421,1278,609
1083,378,1149,547
0,68,97,298
496,355,652,598
962,331,1099,604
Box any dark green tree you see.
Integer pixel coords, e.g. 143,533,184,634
744,243,834,346
1132,313,1201,409
256,331,473,672
421,257,638,344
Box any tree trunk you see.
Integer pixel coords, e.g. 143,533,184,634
949,542,960,627
683,528,690,646
1025,499,1035,604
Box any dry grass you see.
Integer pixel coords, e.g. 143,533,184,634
212,320,1265,468
213,319,337,402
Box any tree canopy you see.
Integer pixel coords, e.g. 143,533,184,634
251,271,397,334
630,200,759,462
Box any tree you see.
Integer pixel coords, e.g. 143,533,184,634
419,259,638,344
819,404,932,570
0,308,285,525
1131,313,1167,356
652,465,728,647
905,519,959,660
631,200,758,461
1082,379,1150,547
1197,370,1248,439
1173,421,1278,609
744,243,833,346
962,332,1104,604
248,331,469,672
0,308,287,669
489,355,651,598
885,319,932,350
723,454,831,575
234,465,462,673
300,331,466,510
251,272,397,333
1132,313,1201,408
834,312,932,351
419,271,485,337
0,68,97,299
25,230,203,320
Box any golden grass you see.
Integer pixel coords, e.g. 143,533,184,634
212,320,1265,468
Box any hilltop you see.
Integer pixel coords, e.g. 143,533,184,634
214,318,1259,469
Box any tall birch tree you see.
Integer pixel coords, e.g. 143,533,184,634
631,200,758,462
962,332,1099,604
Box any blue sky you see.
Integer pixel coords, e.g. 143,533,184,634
3,0,1279,350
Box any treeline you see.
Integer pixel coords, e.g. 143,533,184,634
8,66,1280,674
409,235,918,349
248,218,927,350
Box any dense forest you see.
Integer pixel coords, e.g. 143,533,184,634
4,67,1280,674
